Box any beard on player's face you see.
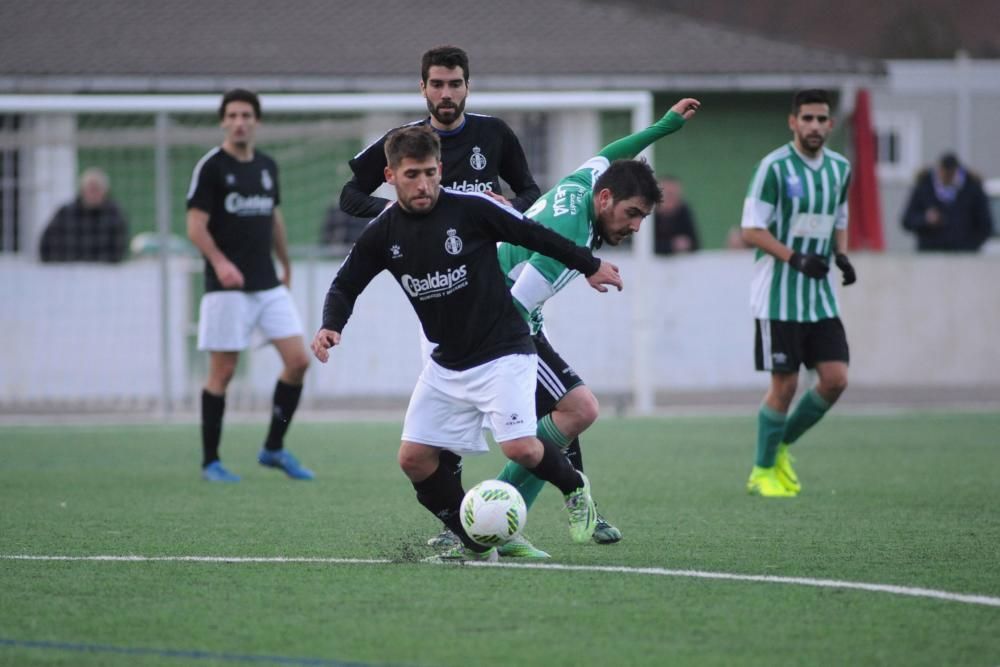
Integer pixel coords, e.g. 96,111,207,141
428,97,466,125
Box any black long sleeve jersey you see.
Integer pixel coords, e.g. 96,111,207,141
322,190,600,371
340,114,541,218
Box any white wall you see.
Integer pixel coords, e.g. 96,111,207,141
3,252,998,409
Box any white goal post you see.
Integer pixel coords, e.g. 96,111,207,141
0,91,658,415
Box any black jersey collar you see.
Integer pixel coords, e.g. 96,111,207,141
425,116,467,137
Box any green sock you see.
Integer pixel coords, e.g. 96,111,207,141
497,460,545,509
783,389,831,445
537,413,571,449
496,414,570,510
755,404,787,468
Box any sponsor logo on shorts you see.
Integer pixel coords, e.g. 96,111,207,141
772,352,788,364
400,265,468,299
505,413,524,427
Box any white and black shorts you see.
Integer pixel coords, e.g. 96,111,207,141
755,317,849,373
533,331,584,417
197,285,303,351
401,354,539,454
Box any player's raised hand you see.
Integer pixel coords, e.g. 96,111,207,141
670,98,701,120
586,260,624,293
310,328,341,363
214,258,245,289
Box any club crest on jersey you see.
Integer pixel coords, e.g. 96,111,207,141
261,169,274,191
785,172,804,198
444,228,463,255
469,146,487,171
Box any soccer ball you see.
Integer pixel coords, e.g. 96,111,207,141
460,480,527,546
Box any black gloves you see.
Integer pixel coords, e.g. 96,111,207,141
835,253,857,286
788,251,829,279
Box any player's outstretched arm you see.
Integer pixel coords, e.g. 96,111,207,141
310,329,341,363
599,97,701,162
585,259,623,293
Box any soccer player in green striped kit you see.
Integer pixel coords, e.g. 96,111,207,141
740,89,858,497
490,97,700,554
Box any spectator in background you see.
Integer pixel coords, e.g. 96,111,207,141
39,167,129,263
902,153,994,252
318,205,368,248
653,176,700,255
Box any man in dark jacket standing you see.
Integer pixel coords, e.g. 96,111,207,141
902,153,994,252
39,167,129,263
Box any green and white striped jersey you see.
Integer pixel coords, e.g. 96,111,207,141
741,143,851,322
497,156,605,334
496,108,687,334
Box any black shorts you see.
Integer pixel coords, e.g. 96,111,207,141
533,331,585,417
755,318,849,373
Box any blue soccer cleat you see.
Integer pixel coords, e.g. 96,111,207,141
201,461,240,482
257,448,315,480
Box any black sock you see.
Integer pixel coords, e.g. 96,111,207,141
412,463,486,552
527,437,584,495
435,450,464,529
566,437,584,472
201,390,225,467
438,450,463,484
264,380,303,451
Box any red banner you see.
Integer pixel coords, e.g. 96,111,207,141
847,89,885,251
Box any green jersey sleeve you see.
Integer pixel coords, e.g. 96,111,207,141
598,110,686,162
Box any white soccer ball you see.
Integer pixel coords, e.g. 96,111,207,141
460,480,527,547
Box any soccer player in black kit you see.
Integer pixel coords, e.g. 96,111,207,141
339,45,540,217
312,126,623,562
186,89,313,483
342,45,623,552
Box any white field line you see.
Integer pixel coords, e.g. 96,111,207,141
4,554,999,609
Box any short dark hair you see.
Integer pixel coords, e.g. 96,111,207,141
421,45,470,83
939,153,959,171
792,89,831,115
384,126,441,168
594,159,662,207
219,88,261,119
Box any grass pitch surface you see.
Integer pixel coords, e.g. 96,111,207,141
1,413,998,666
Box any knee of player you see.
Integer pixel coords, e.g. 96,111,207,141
500,436,542,465
770,373,799,405
209,361,238,388
397,447,425,478
822,371,848,396
574,390,600,427
558,386,600,428
286,354,310,381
